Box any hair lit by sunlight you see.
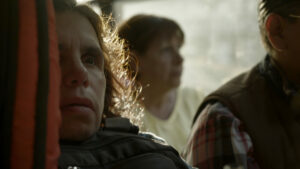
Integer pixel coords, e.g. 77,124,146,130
76,0,90,4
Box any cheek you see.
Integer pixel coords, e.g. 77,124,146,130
95,77,106,101
139,56,172,81
140,64,164,78
285,29,300,52
158,59,173,73
286,38,300,60
90,71,106,113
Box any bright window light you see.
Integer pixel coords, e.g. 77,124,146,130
76,0,101,15
114,0,265,93
76,0,90,4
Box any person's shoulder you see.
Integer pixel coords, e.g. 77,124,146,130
194,102,237,128
138,131,196,169
207,102,233,116
138,131,169,145
101,117,170,145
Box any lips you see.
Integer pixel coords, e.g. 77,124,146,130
172,68,182,77
60,97,95,115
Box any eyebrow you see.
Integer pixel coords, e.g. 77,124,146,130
58,44,103,56
82,46,103,56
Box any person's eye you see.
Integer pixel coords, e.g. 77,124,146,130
160,47,172,53
82,54,97,65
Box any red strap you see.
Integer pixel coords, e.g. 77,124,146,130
10,0,61,168
11,0,38,168
45,0,61,168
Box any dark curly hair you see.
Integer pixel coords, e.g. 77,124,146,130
118,14,184,55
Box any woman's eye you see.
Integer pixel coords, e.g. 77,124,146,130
82,55,97,65
160,47,172,53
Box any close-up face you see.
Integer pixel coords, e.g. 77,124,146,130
282,13,300,75
138,32,183,90
56,10,106,141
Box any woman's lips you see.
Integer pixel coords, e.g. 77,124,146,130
60,97,95,115
172,69,182,77
60,105,94,115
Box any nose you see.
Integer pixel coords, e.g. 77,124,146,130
175,52,184,65
62,55,89,88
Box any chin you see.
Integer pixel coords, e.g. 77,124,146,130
59,121,99,141
169,79,181,88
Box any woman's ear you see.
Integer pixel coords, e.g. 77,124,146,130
266,13,287,52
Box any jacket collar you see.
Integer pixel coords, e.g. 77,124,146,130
259,55,299,100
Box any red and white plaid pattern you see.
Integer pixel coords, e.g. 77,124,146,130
184,103,260,169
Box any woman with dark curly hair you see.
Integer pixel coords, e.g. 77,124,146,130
54,0,192,169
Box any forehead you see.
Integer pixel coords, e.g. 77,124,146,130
151,32,183,47
55,11,100,50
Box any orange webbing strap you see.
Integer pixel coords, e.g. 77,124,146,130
10,0,39,168
1,0,61,168
44,0,61,168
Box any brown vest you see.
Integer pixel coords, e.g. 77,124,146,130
195,64,300,169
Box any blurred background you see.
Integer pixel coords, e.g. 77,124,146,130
78,0,265,94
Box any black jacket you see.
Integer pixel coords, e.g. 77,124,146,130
58,117,191,169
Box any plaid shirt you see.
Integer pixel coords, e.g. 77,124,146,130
183,56,299,169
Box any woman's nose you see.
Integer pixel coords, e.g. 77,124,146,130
62,56,89,88
175,52,184,64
